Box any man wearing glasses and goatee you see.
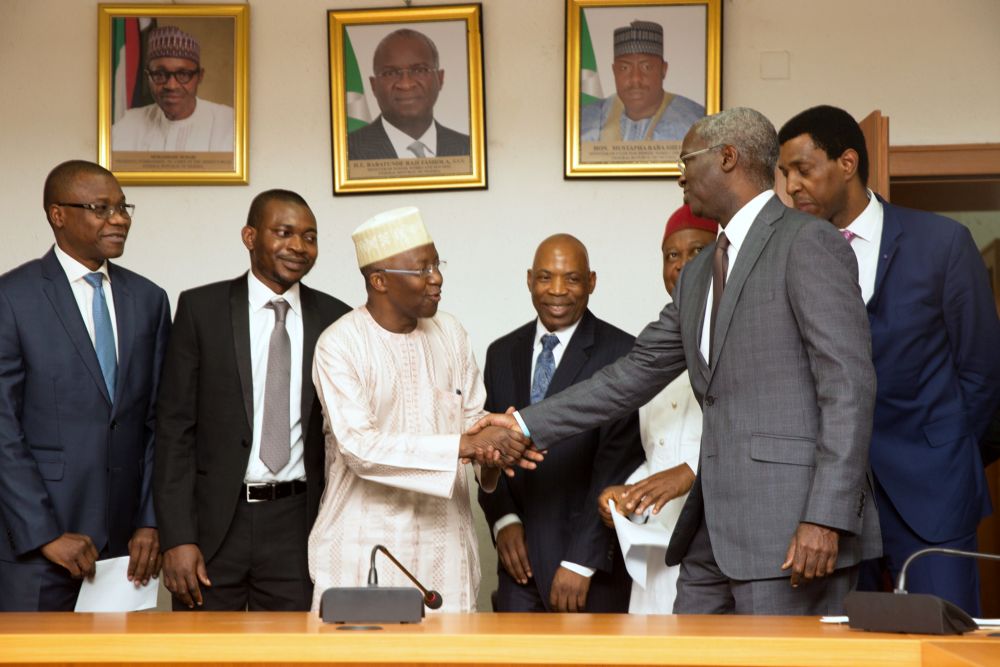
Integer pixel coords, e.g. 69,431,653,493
112,25,234,152
0,160,170,610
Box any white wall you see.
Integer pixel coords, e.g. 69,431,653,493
3,0,1000,611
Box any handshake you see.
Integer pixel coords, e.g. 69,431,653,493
459,410,545,477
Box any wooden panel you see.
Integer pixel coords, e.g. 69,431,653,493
859,110,890,199
1,612,998,666
890,144,1000,180
923,641,1000,667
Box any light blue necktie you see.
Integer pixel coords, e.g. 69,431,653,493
530,334,560,404
83,272,117,397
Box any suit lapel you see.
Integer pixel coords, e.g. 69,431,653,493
709,196,781,374
546,310,595,397
372,116,397,158
229,275,254,432
512,322,534,409
868,197,901,314
40,249,112,405
299,284,321,440
108,264,134,412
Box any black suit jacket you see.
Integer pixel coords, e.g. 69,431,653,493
477,310,642,611
154,275,350,560
347,116,470,160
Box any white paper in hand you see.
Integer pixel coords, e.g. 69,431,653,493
74,556,159,612
608,499,673,589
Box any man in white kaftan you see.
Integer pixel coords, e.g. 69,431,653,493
308,207,537,613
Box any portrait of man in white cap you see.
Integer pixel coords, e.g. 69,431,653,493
112,25,234,152
580,19,705,143
308,207,540,613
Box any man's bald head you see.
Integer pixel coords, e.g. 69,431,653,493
43,160,117,223
528,234,596,332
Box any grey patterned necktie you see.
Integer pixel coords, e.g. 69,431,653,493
709,233,730,365
260,299,291,473
530,334,560,404
408,141,428,158
83,272,117,397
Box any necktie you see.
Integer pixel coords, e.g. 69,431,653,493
83,272,117,397
260,299,291,473
408,141,428,158
841,229,856,242
530,334,560,404
709,233,731,365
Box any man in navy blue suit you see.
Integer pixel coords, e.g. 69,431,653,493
778,106,1000,614
478,234,642,613
0,160,170,610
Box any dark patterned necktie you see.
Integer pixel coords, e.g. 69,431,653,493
709,233,730,365
530,334,560,404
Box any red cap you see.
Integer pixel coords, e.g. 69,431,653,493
663,204,718,244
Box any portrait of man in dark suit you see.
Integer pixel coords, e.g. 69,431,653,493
778,105,1000,615
154,189,350,611
0,160,170,611
478,235,642,613
347,28,470,161
477,107,881,615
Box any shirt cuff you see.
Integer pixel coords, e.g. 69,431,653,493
560,561,596,578
513,411,530,438
492,514,522,540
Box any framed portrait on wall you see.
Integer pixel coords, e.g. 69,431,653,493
97,4,249,185
328,4,486,195
564,0,721,179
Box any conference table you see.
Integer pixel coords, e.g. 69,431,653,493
0,613,998,666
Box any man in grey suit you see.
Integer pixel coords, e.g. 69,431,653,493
478,107,880,614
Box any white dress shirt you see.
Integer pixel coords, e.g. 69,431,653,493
53,244,119,359
244,273,306,483
382,116,438,159
841,190,883,304
496,317,595,578
699,190,774,362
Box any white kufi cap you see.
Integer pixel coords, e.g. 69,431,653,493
351,206,433,268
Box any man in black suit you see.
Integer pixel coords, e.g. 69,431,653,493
154,190,350,611
478,235,642,612
347,28,470,160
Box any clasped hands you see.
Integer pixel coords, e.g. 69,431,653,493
460,410,544,477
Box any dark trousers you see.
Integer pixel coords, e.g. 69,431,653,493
674,513,857,615
0,543,112,611
172,491,312,611
857,477,981,616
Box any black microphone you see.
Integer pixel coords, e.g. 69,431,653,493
369,544,443,610
845,547,1000,635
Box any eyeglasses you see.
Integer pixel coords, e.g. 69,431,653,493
377,261,446,278
146,68,200,84
375,66,437,81
677,144,726,176
56,202,135,220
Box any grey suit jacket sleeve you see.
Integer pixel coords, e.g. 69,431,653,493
786,221,876,535
520,305,686,450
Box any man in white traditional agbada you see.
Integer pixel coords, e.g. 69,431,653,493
308,207,539,612
597,205,717,613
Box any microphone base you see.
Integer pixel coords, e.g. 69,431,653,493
844,591,978,635
320,587,425,624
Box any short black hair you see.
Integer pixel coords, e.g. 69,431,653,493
778,105,869,185
43,160,116,217
246,189,311,229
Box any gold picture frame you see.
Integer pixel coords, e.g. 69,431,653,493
328,4,487,195
97,4,249,185
565,0,721,178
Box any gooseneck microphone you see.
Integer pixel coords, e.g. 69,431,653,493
368,544,443,609
895,547,1000,594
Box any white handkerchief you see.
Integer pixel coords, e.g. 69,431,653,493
609,499,672,588
74,556,158,612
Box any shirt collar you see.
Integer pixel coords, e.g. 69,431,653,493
719,190,773,254
53,244,110,284
843,189,882,242
533,315,582,350
247,271,302,316
381,116,438,158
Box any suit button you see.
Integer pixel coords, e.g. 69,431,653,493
110,420,119,430
704,395,715,407
241,440,250,449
